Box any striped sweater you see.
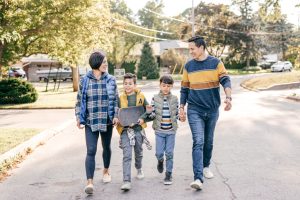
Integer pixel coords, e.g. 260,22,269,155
180,55,231,112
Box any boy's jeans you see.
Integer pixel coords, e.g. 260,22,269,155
120,129,143,182
187,106,219,182
155,130,176,173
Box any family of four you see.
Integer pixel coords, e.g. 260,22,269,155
75,36,232,195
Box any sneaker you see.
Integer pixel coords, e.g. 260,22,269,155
103,172,112,183
163,172,173,185
190,179,203,190
203,167,214,179
137,169,144,179
121,181,131,191
84,184,94,195
157,159,164,173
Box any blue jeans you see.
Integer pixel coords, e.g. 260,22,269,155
187,106,219,182
155,131,176,173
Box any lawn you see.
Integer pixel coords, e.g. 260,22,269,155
241,71,300,90
0,128,40,154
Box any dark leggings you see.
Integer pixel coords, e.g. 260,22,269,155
85,124,113,179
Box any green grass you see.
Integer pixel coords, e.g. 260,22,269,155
0,128,40,154
241,71,300,90
227,69,270,75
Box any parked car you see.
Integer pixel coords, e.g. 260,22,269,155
258,60,276,69
271,61,293,72
36,67,72,82
8,67,27,79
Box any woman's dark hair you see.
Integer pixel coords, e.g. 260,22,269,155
160,75,174,85
123,73,137,84
89,51,105,69
188,35,206,50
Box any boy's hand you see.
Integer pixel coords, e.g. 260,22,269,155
146,105,153,113
179,115,186,122
138,118,144,125
113,117,119,126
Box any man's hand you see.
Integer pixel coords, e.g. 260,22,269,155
113,117,119,126
179,106,186,122
224,98,232,111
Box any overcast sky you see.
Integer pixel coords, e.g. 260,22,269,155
123,0,300,26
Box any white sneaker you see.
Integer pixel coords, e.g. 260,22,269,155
137,169,144,179
121,181,131,191
84,184,94,195
203,167,214,179
103,172,112,183
190,179,203,190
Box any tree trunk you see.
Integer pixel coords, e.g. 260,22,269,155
0,43,4,78
246,41,250,68
71,65,79,92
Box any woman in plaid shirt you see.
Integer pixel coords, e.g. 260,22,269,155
75,51,119,195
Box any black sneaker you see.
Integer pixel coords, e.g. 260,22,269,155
157,159,164,173
164,172,173,185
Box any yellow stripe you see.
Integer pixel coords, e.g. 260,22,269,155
188,70,219,83
190,81,219,90
181,81,190,87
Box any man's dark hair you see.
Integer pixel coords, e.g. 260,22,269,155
123,73,137,84
160,75,174,85
89,51,105,69
188,35,206,50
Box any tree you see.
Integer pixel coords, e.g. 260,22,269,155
160,49,186,74
0,0,112,91
137,42,159,80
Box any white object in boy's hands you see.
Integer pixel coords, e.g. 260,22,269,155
80,124,85,128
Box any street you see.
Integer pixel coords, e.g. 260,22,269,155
0,75,300,200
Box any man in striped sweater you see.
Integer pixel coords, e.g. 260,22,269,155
180,36,232,190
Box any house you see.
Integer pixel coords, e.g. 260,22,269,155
21,54,62,82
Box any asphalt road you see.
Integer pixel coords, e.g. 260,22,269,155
0,75,300,200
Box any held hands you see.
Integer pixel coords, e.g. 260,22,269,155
146,105,153,113
179,107,186,122
224,98,232,111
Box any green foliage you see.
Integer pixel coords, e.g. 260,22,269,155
137,42,159,79
121,61,136,73
0,79,38,104
224,59,257,69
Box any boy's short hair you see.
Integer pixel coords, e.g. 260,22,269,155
89,51,105,69
123,73,137,84
188,35,206,50
160,75,174,85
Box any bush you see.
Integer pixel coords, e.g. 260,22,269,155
121,61,136,73
160,49,186,74
224,59,257,69
0,79,38,104
243,66,262,71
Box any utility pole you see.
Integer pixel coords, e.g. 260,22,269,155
192,0,195,36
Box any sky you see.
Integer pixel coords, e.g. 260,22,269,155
123,0,300,26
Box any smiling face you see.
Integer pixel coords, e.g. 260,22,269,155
123,78,136,95
160,82,173,95
189,42,205,59
98,57,108,73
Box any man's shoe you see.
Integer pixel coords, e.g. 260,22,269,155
103,172,112,183
137,169,144,179
157,159,164,173
84,184,94,195
203,167,214,179
163,172,173,185
190,179,203,190
121,181,131,191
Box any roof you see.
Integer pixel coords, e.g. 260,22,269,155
130,40,189,56
21,54,60,64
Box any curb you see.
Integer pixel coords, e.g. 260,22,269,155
0,118,75,165
240,83,259,92
286,96,300,102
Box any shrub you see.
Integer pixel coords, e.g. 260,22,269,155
0,79,38,104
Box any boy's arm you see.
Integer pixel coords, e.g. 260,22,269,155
180,67,189,108
139,97,153,122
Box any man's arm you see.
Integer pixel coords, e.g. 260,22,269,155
217,61,232,111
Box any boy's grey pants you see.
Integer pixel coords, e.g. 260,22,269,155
120,129,143,182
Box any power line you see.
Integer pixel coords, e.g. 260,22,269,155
112,18,174,35
114,27,168,41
